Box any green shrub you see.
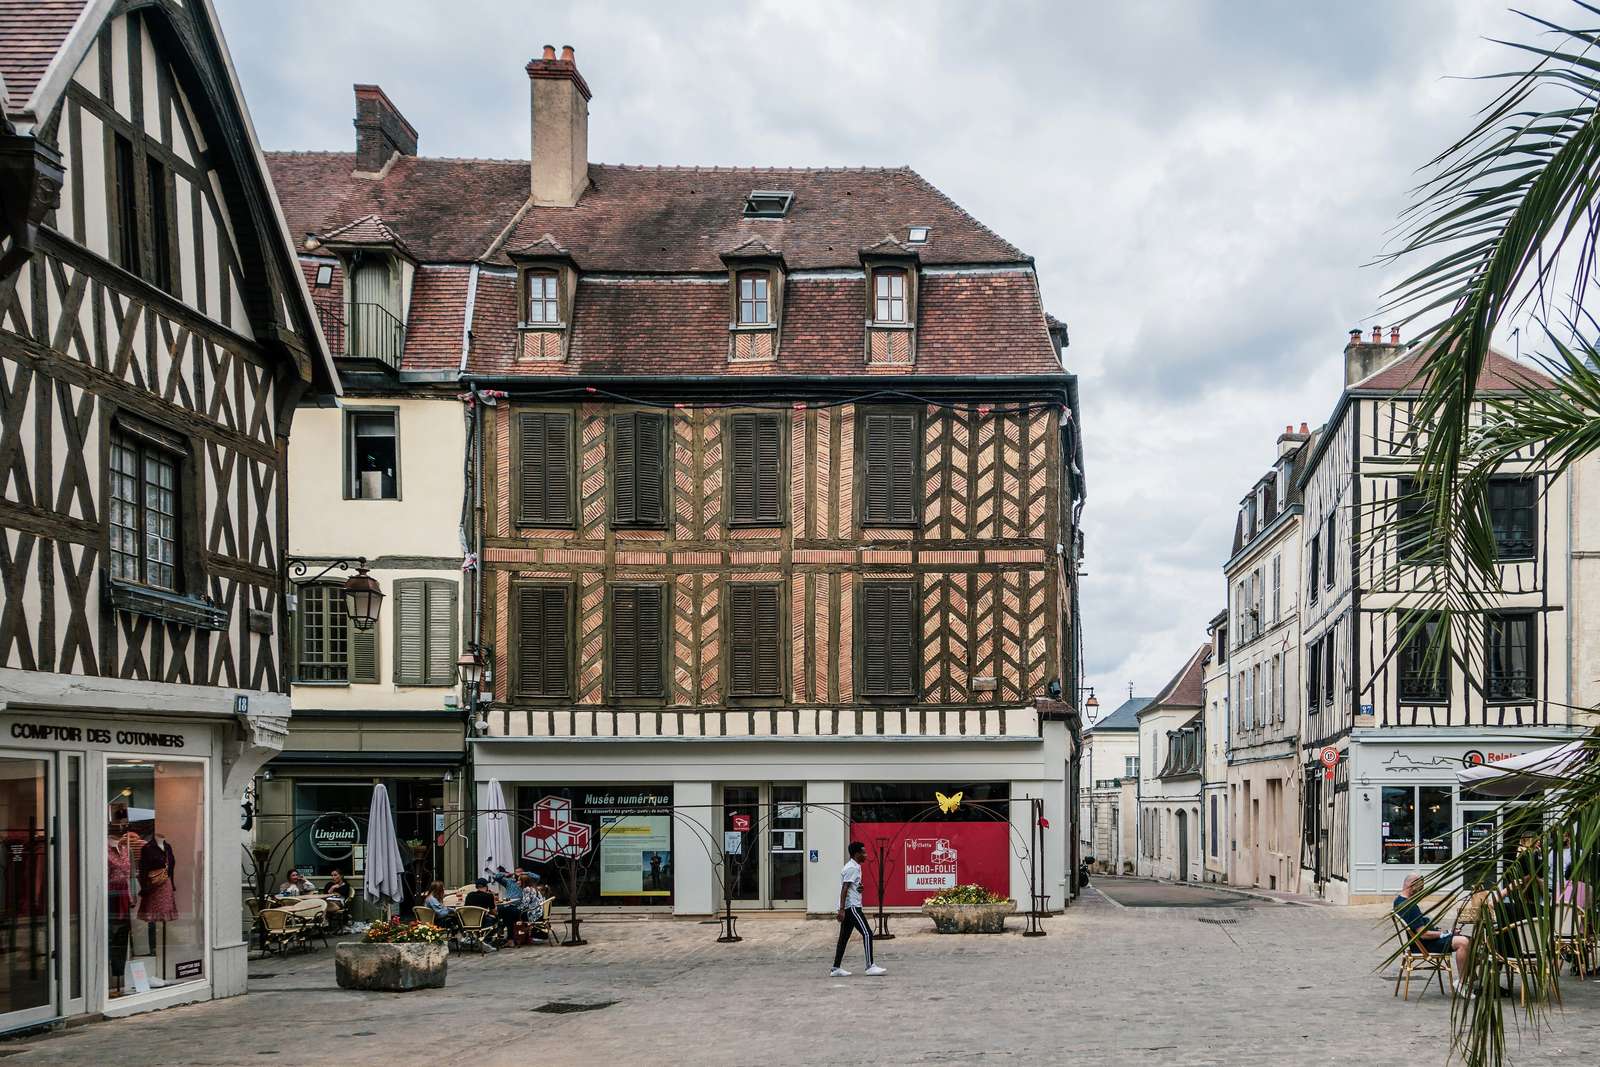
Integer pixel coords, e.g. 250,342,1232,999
925,884,1006,906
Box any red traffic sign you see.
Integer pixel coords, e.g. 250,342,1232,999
1324,767,1335,781
1319,747,1340,769
731,813,751,832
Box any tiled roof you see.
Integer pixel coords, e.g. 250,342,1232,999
1086,696,1153,733
461,272,1060,377
1355,347,1557,393
0,0,85,112
265,156,1027,271
1143,645,1209,712
402,265,471,371
322,213,413,256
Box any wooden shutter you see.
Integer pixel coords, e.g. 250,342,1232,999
349,622,379,684
518,413,573,525
424,580,458,685
516,585,571,697
862,411,917,525
728,585,781,696
612,414,636,525
730,414,783,525
860,581,914,696
393,580,426,685
611,585,664,697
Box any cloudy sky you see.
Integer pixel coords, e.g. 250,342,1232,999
216,0,1556,703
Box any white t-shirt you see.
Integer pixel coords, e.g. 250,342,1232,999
840,858,863,909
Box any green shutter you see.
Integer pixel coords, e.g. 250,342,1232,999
424,579,457,685
518,413,574,526
635,413,666,525
542,586,570,696
731,414,757,525
393,580,426,686
612,415,636,525
349,621,379,684
860,583,890,694
610,584,663,697
756,414,782,523
753,585,781,694
860,581,914,696
729,585,755,695
635,584,663,696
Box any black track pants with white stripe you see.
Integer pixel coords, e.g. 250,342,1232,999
833,905,873,968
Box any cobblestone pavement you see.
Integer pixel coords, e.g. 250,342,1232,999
6,881,1600,1066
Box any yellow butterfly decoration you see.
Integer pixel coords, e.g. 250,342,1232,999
935,791,963,814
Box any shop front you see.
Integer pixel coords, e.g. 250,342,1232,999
1345,727,1586,903
0,710,253,1028
474,729,1070,917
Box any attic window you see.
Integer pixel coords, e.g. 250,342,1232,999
314,264,333,287
743,190,794,218
907,225,930,244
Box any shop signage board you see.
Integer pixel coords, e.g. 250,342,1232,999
723,830,743,855
849,821,1010,906
308,812,360,861
599,815,672,897
521,795,592,862
731,813,751,832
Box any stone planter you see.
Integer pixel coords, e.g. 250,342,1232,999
921,900,1016,934
335,942,448,991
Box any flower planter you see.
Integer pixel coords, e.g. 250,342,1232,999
921,900,1016,934
335,941,448,991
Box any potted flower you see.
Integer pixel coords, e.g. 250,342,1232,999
921,884,1016,933
334,919,449,991
404,838,428,859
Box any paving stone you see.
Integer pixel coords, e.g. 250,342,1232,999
5,883,1599,1065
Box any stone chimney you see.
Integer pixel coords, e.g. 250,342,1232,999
526,45,591,207
1343,325,1405,386
353,85,417,174
1276,422,1308,458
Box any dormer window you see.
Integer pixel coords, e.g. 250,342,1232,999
874,269,907,324
743,190,794,218
527,270,560,324
737,271,770,326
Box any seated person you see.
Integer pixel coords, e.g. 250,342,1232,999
423,880,461,930
518,876,551,939
1394,873,1471,996
492,869,531,936
464,878,497,912
278,870,312,897
324,869,354,901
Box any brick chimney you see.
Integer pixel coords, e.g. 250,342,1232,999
1344,325,1405,386
527,45,591,207
353,85,417,174
1276,422,1308,458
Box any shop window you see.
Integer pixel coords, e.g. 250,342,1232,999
106,759,205,998
1488,477,1536,561
346,410,398,500
729,412,784,525
858,581,917,697
1485,613,1535,702
514,785,674,907
392,578,458,686
610,585,665,698
292,782,373,877
516,412,575,526
611,412,667,527
727,584,782,697
294,583,378,684
109,427,182,592
0,756,49,1017
860,410,919,526
1398,614,1449,703
1381,784,1453,866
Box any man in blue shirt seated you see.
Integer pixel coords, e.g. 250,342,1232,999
490,867,536,938
1394,873,1471,996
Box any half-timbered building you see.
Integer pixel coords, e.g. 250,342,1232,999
0,0,336,1023
266,47,1086,916
1297,328,1596,903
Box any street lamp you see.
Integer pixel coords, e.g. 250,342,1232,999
287,557,384,631
456,648,484,688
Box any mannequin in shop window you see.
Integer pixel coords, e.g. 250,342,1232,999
106,820,136,994
138,826,179,958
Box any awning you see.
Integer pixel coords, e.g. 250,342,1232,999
1457,740,1592,798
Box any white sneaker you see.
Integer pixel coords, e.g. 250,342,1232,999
829,967,850,977
864,964,887,976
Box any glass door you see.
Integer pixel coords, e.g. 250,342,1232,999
0,754,54,1029
721,786,761,905
770,786,805,907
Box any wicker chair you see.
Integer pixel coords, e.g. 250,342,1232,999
413,906,438,926
1493,919,1559,1009
1554,905,1594,980
1390,912,1452,1001
258,908,305,957
454,905,491,952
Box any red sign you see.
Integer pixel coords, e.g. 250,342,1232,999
521,795,592,862
1320,747,1340,768
1324,767,1335,781
850,821,1010,907
731,813,751,832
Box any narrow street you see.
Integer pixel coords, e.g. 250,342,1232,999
5,886,1596,1067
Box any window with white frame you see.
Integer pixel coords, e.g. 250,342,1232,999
1266,657,1276,724
1125,756,1139,779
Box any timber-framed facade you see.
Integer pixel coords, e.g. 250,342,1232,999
0,0,335,1024
267,46,1088,917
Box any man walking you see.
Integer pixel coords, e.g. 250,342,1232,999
831,841,886,976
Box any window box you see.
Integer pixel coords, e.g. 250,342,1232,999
105,578,227,630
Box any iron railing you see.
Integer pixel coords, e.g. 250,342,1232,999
314,300,405,372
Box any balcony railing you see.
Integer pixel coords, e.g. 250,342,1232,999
314,300,405,373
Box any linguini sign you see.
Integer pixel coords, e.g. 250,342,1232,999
309,812,360,861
